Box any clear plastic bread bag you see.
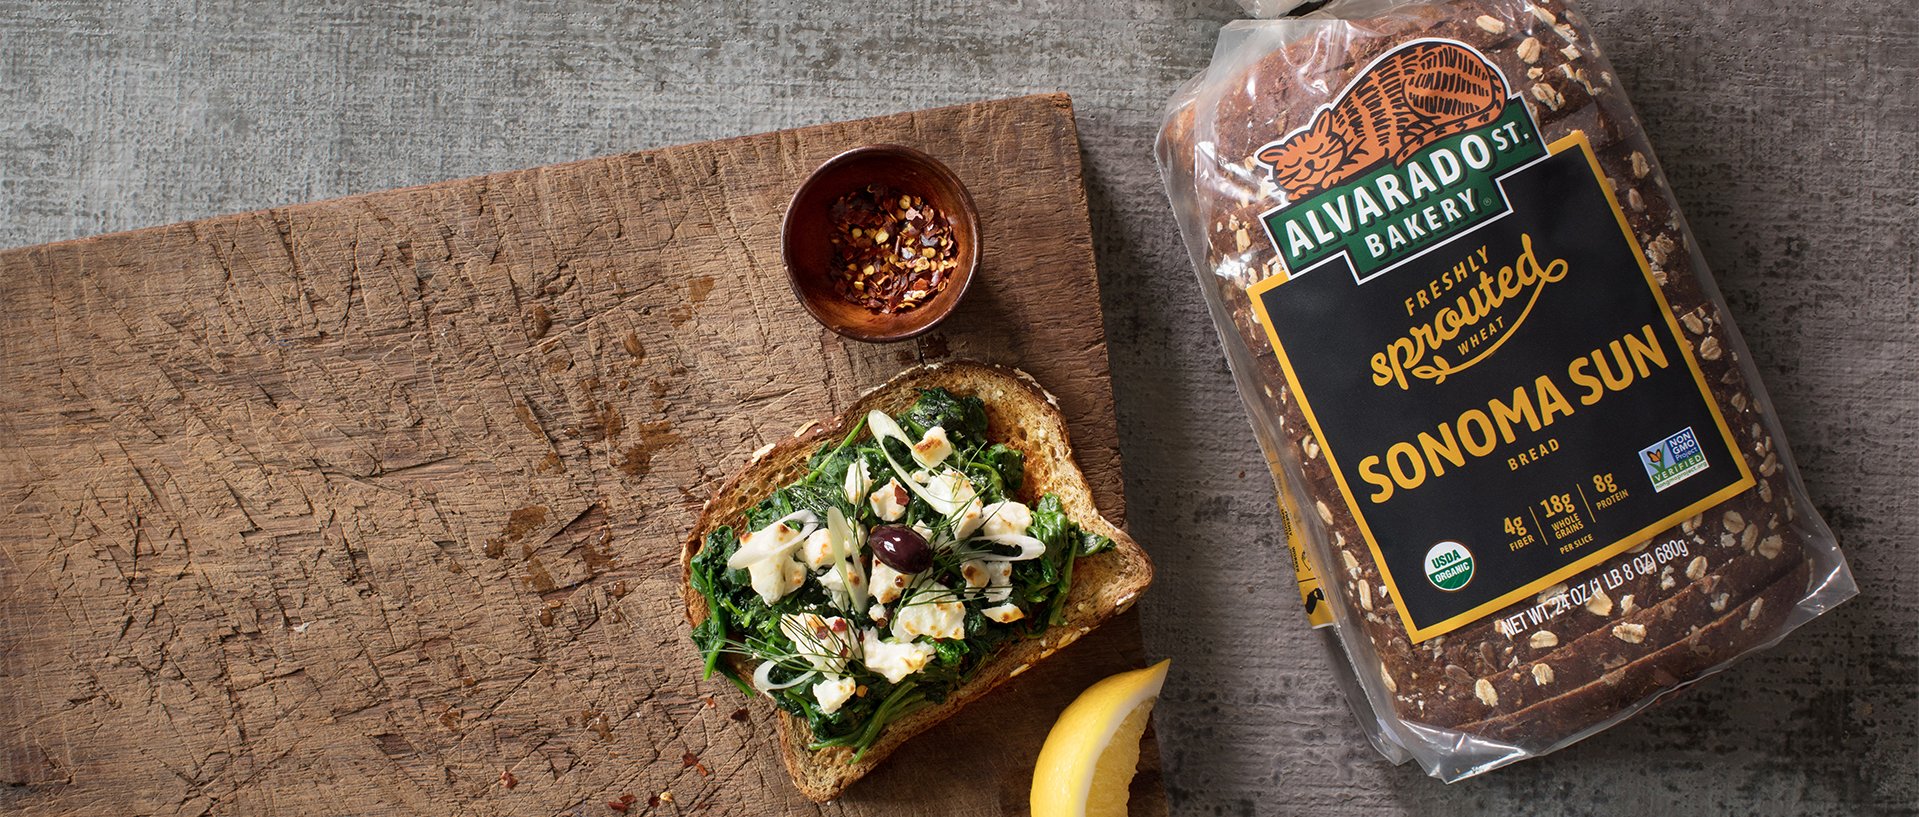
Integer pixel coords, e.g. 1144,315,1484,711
1156,0,1856,781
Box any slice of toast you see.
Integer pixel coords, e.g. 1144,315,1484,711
679,360,1154,801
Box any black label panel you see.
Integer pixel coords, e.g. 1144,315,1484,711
1249,136,1752,641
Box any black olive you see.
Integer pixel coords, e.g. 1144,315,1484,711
868,524,932,574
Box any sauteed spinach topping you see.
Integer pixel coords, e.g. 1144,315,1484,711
690,388,1113,755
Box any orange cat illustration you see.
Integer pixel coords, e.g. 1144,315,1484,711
1257,40,1510,199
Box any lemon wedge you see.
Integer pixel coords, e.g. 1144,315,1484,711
1031,659,1170,817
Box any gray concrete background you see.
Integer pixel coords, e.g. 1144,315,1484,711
1,1,1913,814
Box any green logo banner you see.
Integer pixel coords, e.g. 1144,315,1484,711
1262,102,1546,280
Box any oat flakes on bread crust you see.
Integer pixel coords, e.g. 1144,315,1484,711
679,359,1153,801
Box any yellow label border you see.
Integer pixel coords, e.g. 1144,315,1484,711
1246,132,1755,643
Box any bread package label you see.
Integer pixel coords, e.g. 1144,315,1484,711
1241,38,1751,643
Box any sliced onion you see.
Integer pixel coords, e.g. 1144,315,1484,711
727,509,819,569
922,471,978,518
867,410,973,515
865,409,912,446
751,660,816,694
956,533,1047,561
826,507,869,613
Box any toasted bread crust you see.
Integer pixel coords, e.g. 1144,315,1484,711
679,360,1153,801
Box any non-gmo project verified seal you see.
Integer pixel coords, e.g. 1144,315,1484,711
1641,427,1709,492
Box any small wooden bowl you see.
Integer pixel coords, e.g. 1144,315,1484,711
782,144,980,343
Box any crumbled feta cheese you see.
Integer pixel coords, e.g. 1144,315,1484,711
820,552,867,602
923,469,977,516
911,425,955,468
860,629,935,683
891,583,966,641
818,566,848,596
841,459,872,506
952,498,986,538
730,513,821,605
868,478,909,521
984,560,1013,603
812,676,856,715
747,552,807,605
960,559,1014,604
870,557,912,604
960,559,992,589
779,613,855,673
978,500,1032,537
982,603,1025,624
801,528,834,569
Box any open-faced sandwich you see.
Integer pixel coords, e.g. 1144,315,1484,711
680,360,1152,801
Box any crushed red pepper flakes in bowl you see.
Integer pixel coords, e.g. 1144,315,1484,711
827,184,959,314
782,144,979,343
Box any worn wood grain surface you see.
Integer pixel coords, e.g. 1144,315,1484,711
1,1,1914,815
0,93,1167,816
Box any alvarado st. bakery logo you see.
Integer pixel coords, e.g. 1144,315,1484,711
1243,36,1756,643
1254,39,1547,281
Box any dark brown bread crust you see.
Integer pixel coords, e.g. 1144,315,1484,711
1161,0,1823,748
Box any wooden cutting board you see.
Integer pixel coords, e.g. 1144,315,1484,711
0,93,1165,817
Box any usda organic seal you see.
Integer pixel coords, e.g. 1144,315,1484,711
1424,541,1474,591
